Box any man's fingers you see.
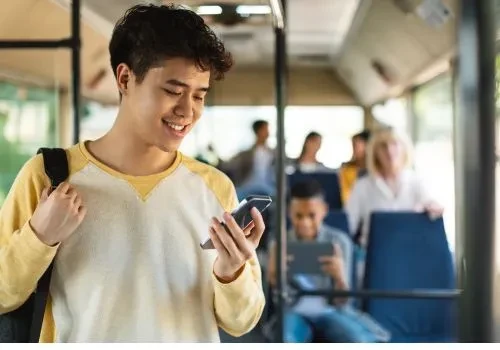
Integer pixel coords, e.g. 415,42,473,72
243,222,255,236
209,227,229,259
40,187,50,202
211,218,240,258
223,213,246,240
247,207,265,245
66,187,78,201
74,195,82,209
222,213,253,254
55,182,70,194
77,205,87,221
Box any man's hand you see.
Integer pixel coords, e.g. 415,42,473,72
319,244,349,305
30,182,87,247
318,244,345,282
209,207,265,282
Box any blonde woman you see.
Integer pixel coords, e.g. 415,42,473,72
345,128,443,248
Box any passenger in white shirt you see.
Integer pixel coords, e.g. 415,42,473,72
345,128,444,248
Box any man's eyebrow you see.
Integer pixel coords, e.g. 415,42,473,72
165,79,209,92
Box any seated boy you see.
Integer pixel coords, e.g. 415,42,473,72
267,180,390,343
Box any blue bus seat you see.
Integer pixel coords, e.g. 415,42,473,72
287,171,342,210
324,210,349,234
364,212,457,343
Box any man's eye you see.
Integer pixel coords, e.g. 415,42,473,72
163,89,181,96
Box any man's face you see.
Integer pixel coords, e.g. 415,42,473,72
289,197,328,240
118,58,210,152
352,137,366,160
257,124,270,143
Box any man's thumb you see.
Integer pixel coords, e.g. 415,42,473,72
40,187,50,202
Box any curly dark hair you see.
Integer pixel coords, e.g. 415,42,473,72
109,3,233,83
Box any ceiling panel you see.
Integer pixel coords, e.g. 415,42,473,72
287,0,361,60
2,0,458,107
1,0,70,39
81,0,362,68
0,0,118,104
336,0,456,105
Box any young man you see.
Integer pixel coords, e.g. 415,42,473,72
222,120,275,199
267,181,389,343
0,4,265,342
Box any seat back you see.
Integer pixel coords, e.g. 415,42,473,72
287,171,342,209
324,210,349,234
364,212,456,342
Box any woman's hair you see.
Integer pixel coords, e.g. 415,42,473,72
365,128,413,175
298,131,322,160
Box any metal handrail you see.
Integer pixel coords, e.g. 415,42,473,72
0,39,75,49
269,0,284,29
295,288,462,300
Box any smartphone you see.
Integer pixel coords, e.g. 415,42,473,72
200,195,272,250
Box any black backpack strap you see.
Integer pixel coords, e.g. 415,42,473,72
37,148,70,191
29,148,69,343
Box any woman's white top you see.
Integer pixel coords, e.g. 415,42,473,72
345,169,435,247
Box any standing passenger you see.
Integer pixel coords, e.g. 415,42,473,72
224,120,276,199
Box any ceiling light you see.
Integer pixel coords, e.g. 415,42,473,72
196,5,223,15
236,5,271,15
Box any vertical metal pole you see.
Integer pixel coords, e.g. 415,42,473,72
455,0,496,342
407,88,418,143
71,0,81,145
273,0,287,343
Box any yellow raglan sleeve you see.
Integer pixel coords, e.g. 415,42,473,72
0,155,59,314
213,254,265,337
211,177,265,337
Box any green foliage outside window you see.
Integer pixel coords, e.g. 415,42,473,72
0,81,58,205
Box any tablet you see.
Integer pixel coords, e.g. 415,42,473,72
287,241,334,275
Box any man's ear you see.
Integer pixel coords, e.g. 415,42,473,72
321,201,329,217
116,63,133,96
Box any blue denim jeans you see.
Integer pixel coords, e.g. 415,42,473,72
284,306,390,343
